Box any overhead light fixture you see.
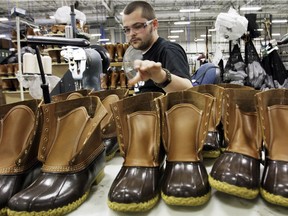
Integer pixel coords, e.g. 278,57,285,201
208,28,216,32
174,21,190,25
271,33,281,36
200,34,211,37
179,9,200,13
0,17,8,22
254,37,264,41
240,6,262,11
168,35,179,39
91,33,101,37
98,38,110,42
257,28,263,31
49,15,55,19
0,34,6,38
272,19,288,23
170,39,176,42
170,30,184,33
194,38,204,42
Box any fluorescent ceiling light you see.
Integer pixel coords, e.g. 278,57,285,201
254,37,264,41
0,34,6,38
271,33,281,36
168,35,179,39
194,38,204,42
179,9,200,13
200,34,211,37
170,30,184,33
170,39,176,42
0,17,8,22
174,21,190,25
98,38,110,42
208,28,216,32
91,33,101,37
272,19,288,23
49,16,55,19
257,28,263,31
240,6,262,11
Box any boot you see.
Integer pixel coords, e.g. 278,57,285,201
0,64,7,77
116,43,124,62
101,73,108,90
0,99,42,216
119,69,127,89
188,84,224,158
105,44,115,62
91,89,129,161
6,64,14,77
110,69,119,89
52,89,129,161
209,88,262,199
107,92,164,212
160,91,214,206
256,89,288,207
8,96,107,216
216,83,254,151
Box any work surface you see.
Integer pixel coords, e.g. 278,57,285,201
69,154,288,216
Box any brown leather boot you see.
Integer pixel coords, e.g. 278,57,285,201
106,44,115,62
116,43,124,62
188,84,224,158
91,89,129,161
160,91,214,206
8,96,107,215
6,64,14,77
0,64,7,77
52,89,129,161
256,89,288,207
119,69,127,88
0,100,42,216
216,83,254,151
110,69,119,89
107,92,164,212
101,73,108,90
209,88,262,199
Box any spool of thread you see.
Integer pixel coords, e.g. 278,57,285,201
65,25,73,38
42,55,52,74
23,53,35,74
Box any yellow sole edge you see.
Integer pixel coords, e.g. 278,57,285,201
107,194,159,212
0,207,7,216
161,191,211,206
7,169,105,216
209,175,259,199
260,187,288,207
202,150,221,158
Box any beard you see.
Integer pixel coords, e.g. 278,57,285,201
130,27,153,51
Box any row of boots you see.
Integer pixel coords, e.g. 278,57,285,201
107,85,288,212
1,85,288,215
103,43,129,62
101,68,131,90
0,88,129,216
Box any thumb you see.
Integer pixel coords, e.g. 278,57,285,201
128,71,141,86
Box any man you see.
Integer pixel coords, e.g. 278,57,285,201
122,1,193,93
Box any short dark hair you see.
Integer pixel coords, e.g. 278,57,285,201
123,1,156,20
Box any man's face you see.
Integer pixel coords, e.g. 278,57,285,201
122,8,155,51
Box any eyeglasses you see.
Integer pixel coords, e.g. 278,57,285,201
123,19,154,35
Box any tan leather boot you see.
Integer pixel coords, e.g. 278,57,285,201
101,73,108,90
0,64,7,77
52,89,129,161
6,64,14,77
116,43,124,62
256,89,288,207
209,88,262,199
188,84,224,158
91,89,129,161
107,92,164,212
119,69,127,88
106,44,115,62
160,91,214,206
0,100,42,216
110,69,119,89
216,83,254,151
8,96,107,216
